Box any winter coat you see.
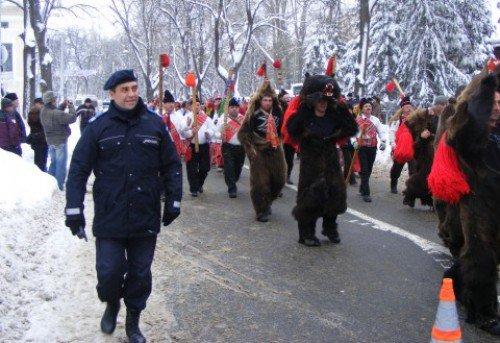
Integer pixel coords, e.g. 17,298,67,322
66,98,183,238
27,107,47,145
76,104,95,129
13,110,27,143
0,109,22,148
40,103,77,145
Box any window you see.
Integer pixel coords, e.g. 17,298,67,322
1,22,8,29
1,44,13,72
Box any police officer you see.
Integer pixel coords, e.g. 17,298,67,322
64,70,182,343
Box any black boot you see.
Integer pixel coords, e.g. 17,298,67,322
126,309,146,343
478,317,500,336
100,300,120,334
390,179,398,194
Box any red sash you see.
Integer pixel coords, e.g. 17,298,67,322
265,112,280,148
224,115,245,142
162,115,182,156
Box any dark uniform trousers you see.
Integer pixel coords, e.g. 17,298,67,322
32,143,48,172
96,235,157,311
221,142,246,193
358,146,377,196
186,143,210,193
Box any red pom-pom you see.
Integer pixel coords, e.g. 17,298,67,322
427,133,470,204
393,120,414,164
160,54,170,68
185,72,196,87
273,59,282,69
256,63,267,77
488,58,496,72
385,81,396,92
205,99,212,109
325,56,336,76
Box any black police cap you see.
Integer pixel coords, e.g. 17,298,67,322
228,97,239,107
103,69,138,90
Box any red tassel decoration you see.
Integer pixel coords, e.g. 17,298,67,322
256,63,267,77
185,72,197,87
160,54,170,68
281,96,300,150
386,81,396,92
427,133,470,204
488,58,496,72
325,56,336,76
273,59,282,69
393,120,414,164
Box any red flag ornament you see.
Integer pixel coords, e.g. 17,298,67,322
325,56,336,76
256,63,267,77
160,54,170,68
273,59,282,69
386,80,396,92
185,72,197,87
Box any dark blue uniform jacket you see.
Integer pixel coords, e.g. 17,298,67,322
66,98,182,238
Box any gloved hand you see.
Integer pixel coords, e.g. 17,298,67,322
379,141,386,151
162,207,180,226
353,141,360,150
65,213,87,241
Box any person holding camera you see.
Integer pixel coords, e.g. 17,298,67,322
40,92,77,190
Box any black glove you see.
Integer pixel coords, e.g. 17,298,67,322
65,213,86,240
162,207,180,226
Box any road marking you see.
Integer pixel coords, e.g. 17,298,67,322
243,164,452,263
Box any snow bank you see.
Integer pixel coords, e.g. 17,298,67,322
0,149,57,212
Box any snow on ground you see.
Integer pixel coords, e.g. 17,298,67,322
1,122,175,342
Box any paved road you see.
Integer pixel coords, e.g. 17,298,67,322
156,160,498,343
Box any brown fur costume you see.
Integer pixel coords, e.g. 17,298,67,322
401,108,439,207
286,75,358,245
434,67,500,334
238,82,286,219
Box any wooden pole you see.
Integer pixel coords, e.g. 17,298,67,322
158,55,164,117
222,69,234,143
392,78,405,97
345,124,367,185
191,84,199,152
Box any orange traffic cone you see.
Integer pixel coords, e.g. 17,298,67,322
430,278,462,342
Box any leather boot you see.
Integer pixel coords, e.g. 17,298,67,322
100,300,120,334
126,309,146,343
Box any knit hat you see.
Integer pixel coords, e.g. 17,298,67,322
103,69,138,90
34,97,43,104
42,91,57,104
433,95,448,106
163,90,175,103
400,96,412,108
1,98,13,110
228,98,239,107
84,98,92,104
359,97,372,109
4,93,18,101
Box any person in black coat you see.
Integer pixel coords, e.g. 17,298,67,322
65,70,182,343
76,98,96,134
286,75,358,246
27,98,48,171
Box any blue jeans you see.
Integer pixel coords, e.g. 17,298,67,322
48,143,68,190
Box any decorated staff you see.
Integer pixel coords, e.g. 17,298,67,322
273,59,283,89
345,124,366,185
158,53,170,117
222,69,235,142
185,71,199,152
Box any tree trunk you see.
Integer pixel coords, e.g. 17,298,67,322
355,0,370,97
28,0,53,93
21,0,31,118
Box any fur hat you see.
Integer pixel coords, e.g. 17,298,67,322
42,91,57,104
359,97,372,109
34,97,43,105
299,74,341,108
433,95,448,106
163,90,175,103
228,98,239,107
1,97,13,110
400,96,412,108
103,69,137,90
